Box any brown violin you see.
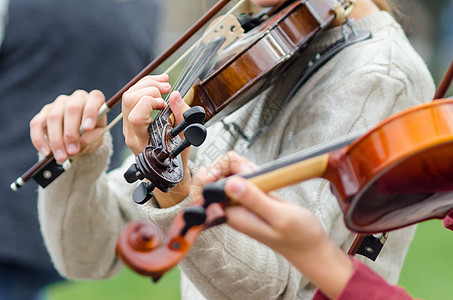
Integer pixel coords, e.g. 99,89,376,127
118,0,359,204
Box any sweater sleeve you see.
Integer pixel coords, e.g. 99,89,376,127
38,132,142,280
311,258,414,300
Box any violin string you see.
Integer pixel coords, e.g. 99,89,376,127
156,40,208,128
155,35,226,134
152,21,213,133
150,37,204,139
151,0,247,133
80,0,248,150
159,0,247,103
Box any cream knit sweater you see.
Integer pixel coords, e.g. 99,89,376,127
38,12,435,300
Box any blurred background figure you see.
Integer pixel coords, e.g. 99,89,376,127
397,0,452,91
0,0,160,299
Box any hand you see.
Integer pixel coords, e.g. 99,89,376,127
122,74,192,207
122,74,190,155
30,89,107,162
224,176,327,261
190,151,259,202
194,151,355,299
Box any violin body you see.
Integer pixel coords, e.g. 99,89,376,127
326,99,453,232
189,0,333,124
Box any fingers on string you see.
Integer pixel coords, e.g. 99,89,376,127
193,151,259,188
123,74,171,96
127,95,166,141
168,91,190,125
224,176,284,229
122,85,166,128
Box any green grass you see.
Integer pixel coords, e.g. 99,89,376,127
46,266,180,300
46,220,453,300
398,219,453,299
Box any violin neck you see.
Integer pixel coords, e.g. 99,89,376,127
249,154,330,193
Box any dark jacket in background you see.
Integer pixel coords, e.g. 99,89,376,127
0,0,160,287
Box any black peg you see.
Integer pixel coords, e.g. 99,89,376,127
202,182,227,208
124,163,145,183
170,106,206,137
170,123,207,158
132,182,156,205
180,206,207,236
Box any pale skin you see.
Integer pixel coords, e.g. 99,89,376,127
29,73,191,207
191,151,354,299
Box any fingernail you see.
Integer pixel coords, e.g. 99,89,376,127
67,144,78,154
55,149,66,161
40,147,50,156
83,118,94,129
176,93,183,104
228,178,245,197
161,82,171,90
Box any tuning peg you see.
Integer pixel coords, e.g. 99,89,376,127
124,163,145,183
180,206,207,236
132,182,156,205
170,106,206,137
170,123,207,158
202,181,227,208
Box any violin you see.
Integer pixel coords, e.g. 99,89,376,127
117,97,453,280
122,0,359,204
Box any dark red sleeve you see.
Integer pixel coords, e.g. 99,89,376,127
311,258,414,300
443,211,453,231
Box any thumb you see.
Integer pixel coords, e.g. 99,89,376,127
169,91,190,125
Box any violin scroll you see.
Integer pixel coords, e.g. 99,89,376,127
117,196,228,281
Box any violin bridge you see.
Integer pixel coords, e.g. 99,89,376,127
203,14,245,53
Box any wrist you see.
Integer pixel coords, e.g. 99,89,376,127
290,235,354,299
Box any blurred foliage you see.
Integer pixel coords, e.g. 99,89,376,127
46,266,180,300
399,219,453,299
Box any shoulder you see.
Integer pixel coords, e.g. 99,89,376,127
328,12,434,95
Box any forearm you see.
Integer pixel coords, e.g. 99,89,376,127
289,236,354,299
38,134,140,279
